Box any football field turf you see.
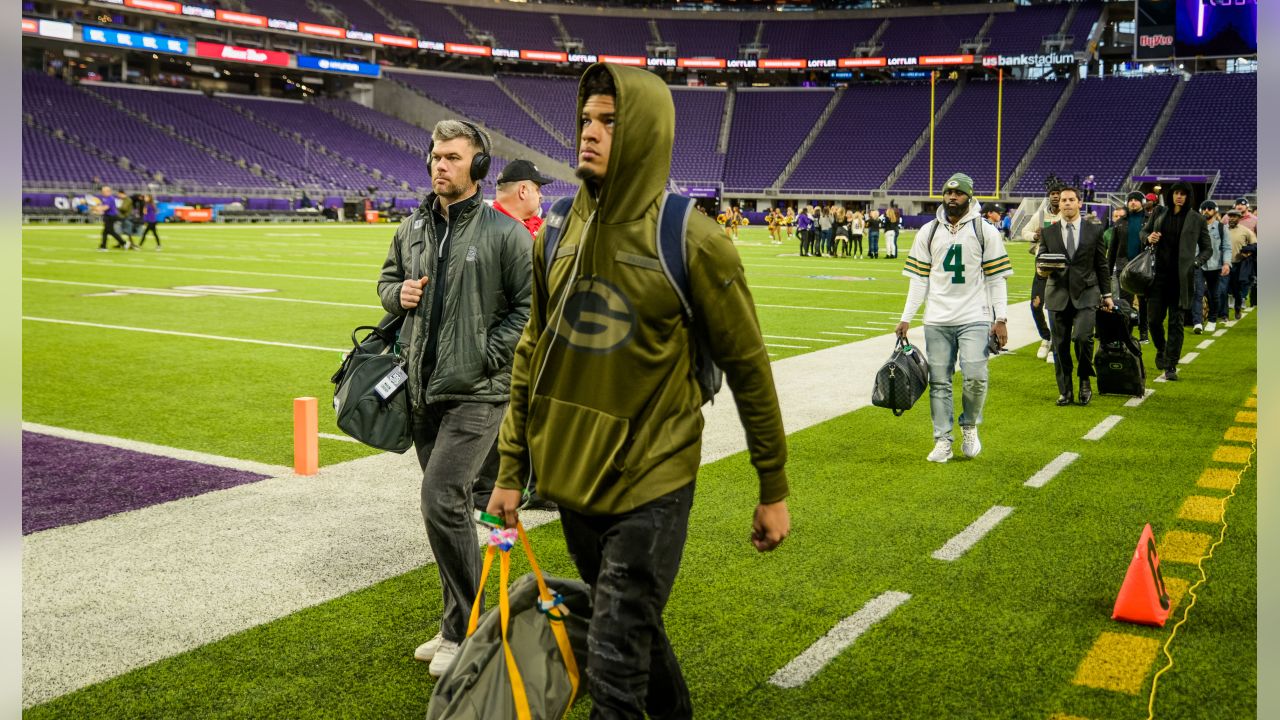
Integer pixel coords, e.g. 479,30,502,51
21,223,1257,718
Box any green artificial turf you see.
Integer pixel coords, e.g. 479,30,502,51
21,223,1035,465
24,268,1257,720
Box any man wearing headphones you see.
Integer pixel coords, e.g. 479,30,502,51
376,119,532,677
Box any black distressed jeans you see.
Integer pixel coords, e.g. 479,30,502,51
561,482,695,720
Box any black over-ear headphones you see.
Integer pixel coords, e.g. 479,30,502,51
427,120,492,183
459,120,491,182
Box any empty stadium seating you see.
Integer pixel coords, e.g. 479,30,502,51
1016,75,1179,195
723,89,833,192
982,5,1070,56
1146,72,1256,197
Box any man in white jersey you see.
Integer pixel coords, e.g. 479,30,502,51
896,173,1013,463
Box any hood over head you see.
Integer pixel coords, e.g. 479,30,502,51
573,63,675,224
1163,181,1197,212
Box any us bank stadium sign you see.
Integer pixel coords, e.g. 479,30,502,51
981,52,1075,68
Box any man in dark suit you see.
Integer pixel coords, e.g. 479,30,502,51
1037,187,1113,406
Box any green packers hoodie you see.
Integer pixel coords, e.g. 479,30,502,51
495,63,789,515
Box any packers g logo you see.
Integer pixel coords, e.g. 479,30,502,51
552,277,635,353
946,180,959,188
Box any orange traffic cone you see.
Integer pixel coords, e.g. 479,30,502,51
1112,523,1171,626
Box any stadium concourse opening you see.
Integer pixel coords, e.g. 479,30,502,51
20,0,1257,718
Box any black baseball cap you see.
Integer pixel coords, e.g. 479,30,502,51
496,160,553,186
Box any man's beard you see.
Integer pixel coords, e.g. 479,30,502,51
435,178,469,201
574,165,600,185
945,198,969,219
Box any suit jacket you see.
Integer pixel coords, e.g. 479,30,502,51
1040,219,1110,312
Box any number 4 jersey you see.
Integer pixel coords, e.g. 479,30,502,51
902,208,1014,326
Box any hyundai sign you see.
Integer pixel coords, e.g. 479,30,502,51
83,26,189,54
296,55,381,78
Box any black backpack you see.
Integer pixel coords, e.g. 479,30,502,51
542,193,724,405
871,338,929,416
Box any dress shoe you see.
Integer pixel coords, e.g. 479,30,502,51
1056,392,1074,406
1078,379,1093,406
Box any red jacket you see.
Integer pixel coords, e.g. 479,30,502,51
493,201,541,238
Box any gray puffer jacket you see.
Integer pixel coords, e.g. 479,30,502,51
377,193,532,407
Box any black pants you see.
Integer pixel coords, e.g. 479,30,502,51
100,216,126,249
800,229,816,256
852,235,863,257
1146,289,1185,370
138,222,161,246
1030,275,1051,342
1051,304,1097,392
561,483,695,720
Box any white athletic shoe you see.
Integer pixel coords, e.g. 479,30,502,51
414,632,445,662
1046,352,1055,364
1036,340,1050,359
428,640,460,678
1193,323,1203,334
960,425,982,458
927,439,953,463
1206,321,1217,332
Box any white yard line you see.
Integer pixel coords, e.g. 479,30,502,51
1083,415,1125,441
842,326,884,331
23,278,380,310
1179,352,1199,364
765,343,810,349
1024,452,1079,489
931,506,1015,562
1196,340,1214,350
21,422,292,476
1213,329,1228,337
762,335,840,343
768,591,912,689
819,331,864,337
23,246,373,269
752,285,918,298
23,317,347,353
317,432,360,443
1124,389,1155,407
756,304,905,316
21,257,370,284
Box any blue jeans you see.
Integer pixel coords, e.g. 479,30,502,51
924,323,991,441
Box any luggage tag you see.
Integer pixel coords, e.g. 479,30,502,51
373,365,408,400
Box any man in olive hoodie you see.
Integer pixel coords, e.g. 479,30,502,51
377,119,532,676
488,64,791,718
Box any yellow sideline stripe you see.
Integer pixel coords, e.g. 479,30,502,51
1146,437,1256,720
1211,445,1253,464
1233,410,1256,424
1071,632,1161,694
1048,714,1091,720
1177,496,1225,524
1158,531,1213,565
1223,426,1256,443
1196,468,1237,490
1244,396,1256,408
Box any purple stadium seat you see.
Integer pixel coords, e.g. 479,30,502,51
655,19,755,59
454,6,562,51
1147,72,1256,197
983,5,1069,56
893,80,1067,195
723,89,833,192
877,14,987,58
558,14,651,57
1017,75,1179,195
379,0,471,43
759,19,881,59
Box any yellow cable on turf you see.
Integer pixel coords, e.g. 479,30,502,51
1146,437,1256,719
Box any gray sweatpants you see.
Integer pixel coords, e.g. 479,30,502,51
412,400,507,642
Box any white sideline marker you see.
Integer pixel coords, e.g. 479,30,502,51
318,432,360,444
1083,415,1125,441
1214,329,1227,337
765,342,810,350
763,334,840,344
1196,340,1214,350
1124,389,1155,407
22,317,347,353
1024,452,1079,488
931,506,1015,562
820,331,864,337
1180,351,1199,364
768,591,912,689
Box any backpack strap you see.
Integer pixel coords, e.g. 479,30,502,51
656,191,697,321
541,197,576,273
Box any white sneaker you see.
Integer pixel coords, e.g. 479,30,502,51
961,425,982,458
927,439,953,463
1206,321,1216,332
1046,352,1055,364
428,639,460,678
1193,323,1203,334
414,632,444,662
1036,340,1050,359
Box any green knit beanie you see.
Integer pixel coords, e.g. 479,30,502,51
943,173,974,198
